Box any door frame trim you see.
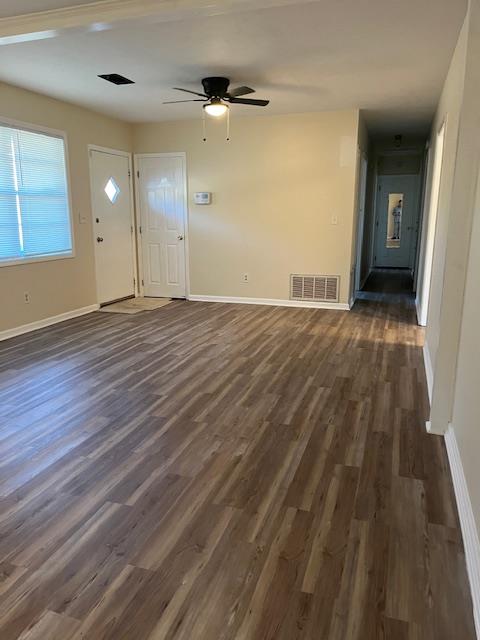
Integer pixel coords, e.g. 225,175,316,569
133,152,190,299
88,145,139,303
354,150,368,294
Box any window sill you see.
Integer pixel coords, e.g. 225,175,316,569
0,252,75,268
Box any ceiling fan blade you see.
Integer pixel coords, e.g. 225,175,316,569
173,87,207,97
228,97,270,106
228,86,255,97
163,99,206,104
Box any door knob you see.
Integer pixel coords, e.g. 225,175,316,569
96,237,104,243
177,235,184,241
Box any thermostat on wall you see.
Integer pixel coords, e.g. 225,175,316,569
194,192,212,205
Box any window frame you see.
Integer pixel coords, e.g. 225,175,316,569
0,115,75,268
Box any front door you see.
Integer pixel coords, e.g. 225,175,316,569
137,154,187,298
374,174,420,268
90,149,135,304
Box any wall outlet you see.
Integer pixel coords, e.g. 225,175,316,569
242,273,249,283
331,215,338,225
24,291,30,304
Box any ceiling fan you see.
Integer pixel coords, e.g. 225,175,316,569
163,77,269,116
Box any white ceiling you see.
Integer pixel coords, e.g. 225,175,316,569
0,0,467,134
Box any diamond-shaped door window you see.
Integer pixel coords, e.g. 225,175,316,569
104,177,120,203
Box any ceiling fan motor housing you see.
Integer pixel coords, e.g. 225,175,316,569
202,77,230,98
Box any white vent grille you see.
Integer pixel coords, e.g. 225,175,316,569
290,274,340,302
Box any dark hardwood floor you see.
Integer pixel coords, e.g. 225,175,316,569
0,271,475,639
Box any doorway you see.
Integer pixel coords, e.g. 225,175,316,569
373,174,421,269
135,153,188,298
354,152,369,291
416,122,446,326
89,147,136,305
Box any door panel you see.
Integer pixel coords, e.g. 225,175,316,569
90,150,134,304
137,155,187,298
374,175,420,268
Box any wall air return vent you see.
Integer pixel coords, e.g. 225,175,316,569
290,274,340,303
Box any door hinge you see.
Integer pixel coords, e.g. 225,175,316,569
142,279,144,286
128,170,131,178
136,170,140,179
139,225,142,234
133,277,136,287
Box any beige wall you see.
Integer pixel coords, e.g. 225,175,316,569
418,0,480,540
0,82,133,332
417,18,468,371
377,153,423,176
134,110,360,304
422,0,480,436
452,167,480,530
357,113,369,155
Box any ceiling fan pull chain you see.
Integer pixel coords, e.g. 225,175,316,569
226,109,230,142
202,109,207,142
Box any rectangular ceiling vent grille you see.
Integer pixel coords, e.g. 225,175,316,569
290,274,340,303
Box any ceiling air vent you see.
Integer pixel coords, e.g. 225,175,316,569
98,74,135,85
290,274,340,303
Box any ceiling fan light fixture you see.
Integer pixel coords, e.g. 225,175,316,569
204,99,229,117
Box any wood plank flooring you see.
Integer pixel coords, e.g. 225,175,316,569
0,271,475,639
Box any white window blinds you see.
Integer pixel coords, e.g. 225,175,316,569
0,123,72,264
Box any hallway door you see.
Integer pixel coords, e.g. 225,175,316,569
374,174,420,268
136,154,187,298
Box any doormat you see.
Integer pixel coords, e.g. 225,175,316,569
98,297,172,314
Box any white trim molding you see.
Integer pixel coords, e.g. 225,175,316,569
0,304,99,342
445,424,480,638
423,340,433,404
188,294,350,311
415,296,424,326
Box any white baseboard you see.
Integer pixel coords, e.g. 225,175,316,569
188,294,350,311
0,304,99,342
423,341,433,405
445,424,480,638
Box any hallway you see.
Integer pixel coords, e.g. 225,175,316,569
362,268,415,295
0,284,475,638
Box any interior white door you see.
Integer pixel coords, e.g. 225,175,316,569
137,155,187,298
374,174,420,269
90,150,135,304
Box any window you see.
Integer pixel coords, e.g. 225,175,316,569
0,122,73,265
